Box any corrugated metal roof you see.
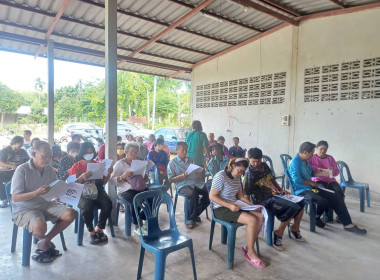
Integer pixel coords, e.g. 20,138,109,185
0,0,379,81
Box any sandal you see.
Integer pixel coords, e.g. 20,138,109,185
35,247,62,258
243,252,267,269
290,230,305,242
96,231,108,242
89,233,101,245
32,250,54,263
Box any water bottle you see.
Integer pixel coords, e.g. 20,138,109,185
148,171,155,184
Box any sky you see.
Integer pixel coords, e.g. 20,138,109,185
0,50,105,92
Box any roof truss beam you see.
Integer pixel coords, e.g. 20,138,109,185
0,0,214,56
256,0,301,16
230,0,299,26
327,0,346,9
79,0,235,46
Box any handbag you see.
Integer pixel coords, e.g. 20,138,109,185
127,175,147,191
82,180,98,200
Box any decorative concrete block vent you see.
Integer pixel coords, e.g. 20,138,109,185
304,57,380,102
195,72,287,108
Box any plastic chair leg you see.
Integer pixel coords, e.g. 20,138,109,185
267,213,275,246
173,194,178,212
256,239,260,258
366,188,370,207
226,228,237,269
74,211,78,233
221,225,227,244
59,232,67,251
115,203,120,226
169,184,173,198
137,246,145,280
33,236,38,244
359,188,365,213
125,204,132,236
77,212,84,246
108,215,115,237
154,251,166,280
93,208,99,227
22,229,32,266
11,223,18,253
188,241,198,280
184,198,189,225
205,208,209,220
209,220,215,250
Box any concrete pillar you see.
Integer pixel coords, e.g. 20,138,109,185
47,40,55,145
105,0,118,218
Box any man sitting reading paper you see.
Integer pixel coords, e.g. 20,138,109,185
167,142,210,229
11,141,76,263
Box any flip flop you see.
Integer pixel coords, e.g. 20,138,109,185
96,231,108,242
35,247,62,258
32,250,54,263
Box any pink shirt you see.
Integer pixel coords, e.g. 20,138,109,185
308,154,340,183
143,141,153,152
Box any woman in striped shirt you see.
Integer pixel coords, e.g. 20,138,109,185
209,158,266,269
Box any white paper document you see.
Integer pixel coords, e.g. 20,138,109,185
40,180,69,201
59,182,84,207
102,159,113,176
234,200,261,211
87,162,105,180
129,160,148,176
275,194,305,203
186,164,203,179
66,174,77,184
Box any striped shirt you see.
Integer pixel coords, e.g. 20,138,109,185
211,170,242,209
167,156,204,191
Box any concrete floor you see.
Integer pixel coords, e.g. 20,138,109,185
0,195,378,280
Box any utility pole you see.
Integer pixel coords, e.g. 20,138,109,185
146,89,150,128
152,76,157,130
177,89,181,125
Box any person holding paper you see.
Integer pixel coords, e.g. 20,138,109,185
209,158,266,269
167,142,210,229
289,142,366,234
308,140,366,234
110,142,149,236
243,148,305,251
10,141,76,263
58,141,80,181
69,142,113,245
207,143,229,178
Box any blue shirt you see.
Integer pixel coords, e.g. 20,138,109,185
288,153,313,195
228,146,245,158
147,150,169,171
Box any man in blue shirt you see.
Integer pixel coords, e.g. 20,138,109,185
228,137,246,158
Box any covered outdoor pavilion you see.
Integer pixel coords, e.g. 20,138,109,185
0,0,379,279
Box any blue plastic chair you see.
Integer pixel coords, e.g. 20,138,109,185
336,161,370,213
262,155,285,189
207,185,260,269
5,182,67,266
133,190,197,280
280,154,292,189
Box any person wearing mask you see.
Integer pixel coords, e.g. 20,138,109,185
137,136,149,160
186,120,209,168
57,141,80,181
157,134,170,158
148,138,170,191
217,136,230,158
229,137,246,158
98,136,122,162
0,136,29,208
117,142,126,160
144,134,156,152
69,142,113,244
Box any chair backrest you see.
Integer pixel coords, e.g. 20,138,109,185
283,169,296,194
4,181,13,214
280,154,292,172
336,160,353,184
262,155,275,176
149,164,160,184
133,190,178,239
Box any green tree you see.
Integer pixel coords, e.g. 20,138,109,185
0,82,20,130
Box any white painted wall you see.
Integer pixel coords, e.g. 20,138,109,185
191,8,380,199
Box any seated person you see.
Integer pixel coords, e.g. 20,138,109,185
289,142,366,234
167,142,209,229
69,142,113,244
229,137,246,158
50,145,62,174
144,134,156,152
58,141,80,181
208,133,217,158
27,137,41,158
23,129,32,150
110,142,149,236
0,136,29,208
157,134,170,158
98,136,123,162
209,158,266,269
117,142,126,160
217,136,230,158
244,148,305,251
137,136,149,160
207,143,229,178
11,141,76,263
147,138,170,190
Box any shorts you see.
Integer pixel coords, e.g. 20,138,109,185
213,206,243,223
262,196,304,222
13,202,68,233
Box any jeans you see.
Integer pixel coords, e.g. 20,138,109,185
178,185,210,223
77,191,112,232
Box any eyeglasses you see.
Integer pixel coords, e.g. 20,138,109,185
236,168,246,175
128,150,138,155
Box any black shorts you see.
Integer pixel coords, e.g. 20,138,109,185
262,196,305,222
